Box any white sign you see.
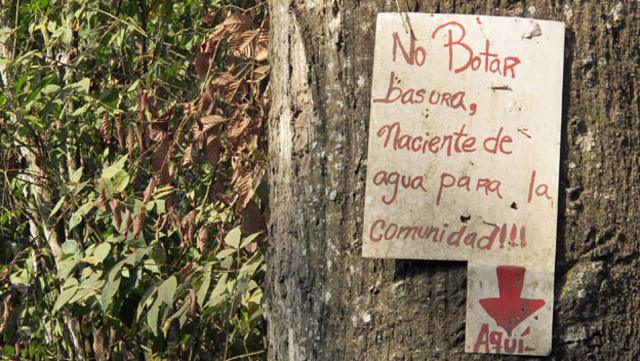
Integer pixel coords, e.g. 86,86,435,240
363,13,564,355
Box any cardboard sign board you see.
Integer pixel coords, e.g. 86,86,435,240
363,13,564,355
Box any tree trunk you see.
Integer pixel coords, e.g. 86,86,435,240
266,1,640,360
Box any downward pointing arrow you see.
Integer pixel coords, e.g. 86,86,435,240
479,265,545,335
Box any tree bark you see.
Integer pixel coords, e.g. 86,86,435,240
266,1,640,360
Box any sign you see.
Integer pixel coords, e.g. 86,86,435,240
363,13,564,355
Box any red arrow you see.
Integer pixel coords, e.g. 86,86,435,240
479,265,545,335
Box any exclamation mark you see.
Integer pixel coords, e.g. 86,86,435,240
499,224,507,248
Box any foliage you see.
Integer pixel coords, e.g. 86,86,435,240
0,0,269,360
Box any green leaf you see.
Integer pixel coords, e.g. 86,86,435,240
42,84,61,94
248,288,263,307
124,247,148,265
101,155,128,180
24,115,43,130
216,249,236,260
49,196,66,219
47,21,56,33
72,180,90,195
9,269,30,286
225,227,242,249
147,296,162,336
80,270,102,289
70,103,91,116
93,243,111,263
0,27,12,44
155,199,166,214
2,345,15,357
100,276,120,311
68,213,82,231
111,170,130,193
240,232,262,249
150,244,166,265
68,287,96,304
176,300,191,329
157,276,177,306
165,299,189,334
205,273,228,309
81,255,99,265
96,88,118,110
101,260,125,310
197,265,212,307
220,257,233,270
70,167,83,183
72,78,91,93
61,240,79,255
239,254,263,278
108,260,126,282
57,256,80,280
53,281,79,312
143,259,160,274
61,27,72,44
136,284,159,321
68,200,93,231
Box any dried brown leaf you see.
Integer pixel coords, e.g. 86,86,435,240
122,209,132,237
148,123,166,143
95,191,107,212
156,210,174,235
93,326,107,361
181,210,197,229
228,116,252,140
133,211,145,238
115,116,125,149
180,262,194,281
183,144,194,168
201,115,226,133
143,177,158,204
198,84,214,113
109,199,121,229
139,91,158,117
195,52,211,79
229,29,260,59
197,226,210,253
234,171,254,213
202,12,216,27
253,65,270,79
0,293,14,335
256,27,269,62
205,135,221,168
139,92,149,113
209,24,226,43
135,123,146,155
255,48,268,62
246,134,259,152
222,12,253,33
181,209,197,246
152,137,172,184
189,288,197,317
126,125,136,154
169,163,178,179
143,125,152,153
100,115,111,143
240,200,266,252
213,72,242,104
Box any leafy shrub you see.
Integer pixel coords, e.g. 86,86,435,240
0,1,269,359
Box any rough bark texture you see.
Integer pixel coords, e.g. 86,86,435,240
266,1,640,360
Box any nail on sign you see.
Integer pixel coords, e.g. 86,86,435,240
363,13,564,355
